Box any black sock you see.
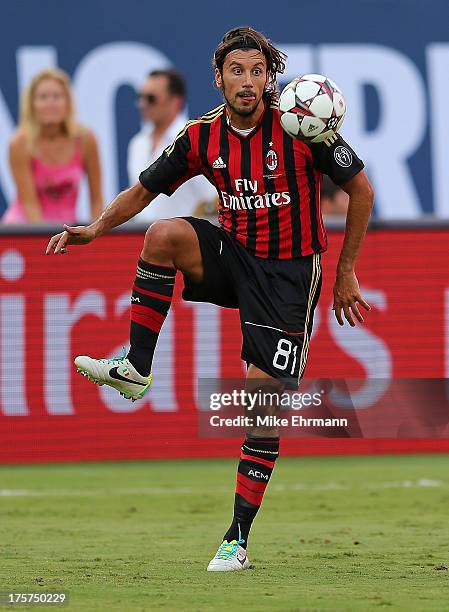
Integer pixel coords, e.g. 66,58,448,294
127,258,176,376
223,436,279,549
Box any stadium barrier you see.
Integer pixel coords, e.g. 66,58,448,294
1,222,448,463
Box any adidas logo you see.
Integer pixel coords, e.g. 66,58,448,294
212,156,226,169
308,124,318,132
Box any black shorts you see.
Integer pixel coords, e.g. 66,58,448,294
181,217,322,388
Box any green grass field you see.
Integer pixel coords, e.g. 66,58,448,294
0,454,448,612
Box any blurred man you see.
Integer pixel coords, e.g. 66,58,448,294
127,69,216,222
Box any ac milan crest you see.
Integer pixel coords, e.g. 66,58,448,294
265,148,278,171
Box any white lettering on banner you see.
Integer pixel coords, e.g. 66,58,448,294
0,93,16,207
279,45,314,85
44,291,105,415
148,313,176,412
1,295,28,415
185,302,222,410
427,44,449,217
73,42,171,203
185,301,246,409
319,44,426,218
0,250,28,415
0,41,448,219
1,257,27,416
192,303,220,382
16,46,57,93
327,289,391,408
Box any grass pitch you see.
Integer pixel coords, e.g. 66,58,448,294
0,454,448,611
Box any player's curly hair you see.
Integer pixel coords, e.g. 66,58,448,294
213,27,286,104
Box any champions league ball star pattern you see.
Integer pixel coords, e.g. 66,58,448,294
279,74,346,144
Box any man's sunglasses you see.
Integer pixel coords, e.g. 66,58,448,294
138,93,158,105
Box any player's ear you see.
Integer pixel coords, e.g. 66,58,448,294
214,68,222,89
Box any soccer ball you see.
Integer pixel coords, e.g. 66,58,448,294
279,74,346,143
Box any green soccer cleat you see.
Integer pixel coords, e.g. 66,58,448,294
207,540,251,572
75,350,152,402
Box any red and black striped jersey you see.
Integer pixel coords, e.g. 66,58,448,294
139,103,364,259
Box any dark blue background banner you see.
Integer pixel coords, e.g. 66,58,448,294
1,0,449,218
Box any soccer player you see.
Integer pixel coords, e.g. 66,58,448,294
46,27,374,572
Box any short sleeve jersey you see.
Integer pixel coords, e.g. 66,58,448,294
140,103,364,259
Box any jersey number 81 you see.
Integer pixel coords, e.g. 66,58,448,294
272,339,299,375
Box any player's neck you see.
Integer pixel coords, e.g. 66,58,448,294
227,100,265,131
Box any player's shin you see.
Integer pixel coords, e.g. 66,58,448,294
127,258,176,376
223,436,279,548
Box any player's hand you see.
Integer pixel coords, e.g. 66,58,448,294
45,224,96,255
332,270,370,326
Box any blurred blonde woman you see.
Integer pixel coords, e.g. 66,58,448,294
3,68,103,224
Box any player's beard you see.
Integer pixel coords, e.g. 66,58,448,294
223,85,263,118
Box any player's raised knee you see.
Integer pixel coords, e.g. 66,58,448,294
143,219,188,256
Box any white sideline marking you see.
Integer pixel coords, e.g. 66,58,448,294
0,479,444,498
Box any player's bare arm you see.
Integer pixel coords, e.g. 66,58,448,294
333,170,374,327
45,182,156,254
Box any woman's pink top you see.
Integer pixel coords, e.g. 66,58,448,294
3,139,83,224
